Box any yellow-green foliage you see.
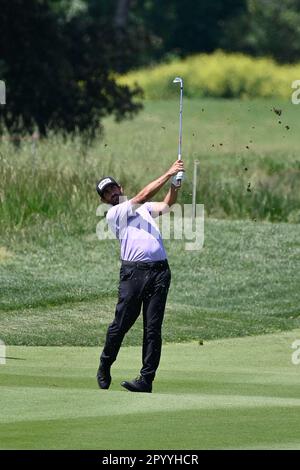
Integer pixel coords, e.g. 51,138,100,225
118,51,300,99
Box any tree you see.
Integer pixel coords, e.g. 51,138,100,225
0,0,142,139
114,0,132,32
130,0,247,61
222,0,300,63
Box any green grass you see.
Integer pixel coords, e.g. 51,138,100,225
1,218,300,346
1,330,300,449
1,99,299,344
1,97,300,450
1,98,300,237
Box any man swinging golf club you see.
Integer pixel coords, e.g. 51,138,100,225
95,159,185,393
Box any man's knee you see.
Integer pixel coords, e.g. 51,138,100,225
109,312,137,337
144,326,162,342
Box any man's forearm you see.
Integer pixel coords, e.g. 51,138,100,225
164,185,179,207
132,172,170,204
131,160,184,205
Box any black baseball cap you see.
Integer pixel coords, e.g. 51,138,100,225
96,176,121,197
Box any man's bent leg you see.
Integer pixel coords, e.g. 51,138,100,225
100,265,143,368
100,298,142,367
141,266,171,383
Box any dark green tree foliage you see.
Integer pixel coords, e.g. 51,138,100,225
0,0,142,138
131,0,247,61
70,0,248,70
222,0,300,63
125,0,300,65
84,0,152,73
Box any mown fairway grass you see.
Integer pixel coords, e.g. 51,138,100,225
1,331,300,450
1,218,300,346
1,98,300,449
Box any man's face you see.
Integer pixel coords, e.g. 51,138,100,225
101,184,123,206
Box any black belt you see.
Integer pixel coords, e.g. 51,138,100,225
121,259,169,270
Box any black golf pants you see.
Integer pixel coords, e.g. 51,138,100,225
100,259,171,383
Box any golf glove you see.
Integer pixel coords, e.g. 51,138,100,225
171,172,185,187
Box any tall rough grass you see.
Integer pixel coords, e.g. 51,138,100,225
1,138,299,242
1,98,300,240
187,167,300,223
0,134,140,238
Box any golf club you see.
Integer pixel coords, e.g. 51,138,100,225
173,76,184,186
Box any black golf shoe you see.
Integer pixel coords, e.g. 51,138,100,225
96,365,111,390
121,376,152,393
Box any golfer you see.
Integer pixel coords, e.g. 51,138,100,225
95,159,185,393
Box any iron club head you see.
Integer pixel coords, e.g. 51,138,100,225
173,77,183,86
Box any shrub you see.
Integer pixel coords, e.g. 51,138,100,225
118,51,300,100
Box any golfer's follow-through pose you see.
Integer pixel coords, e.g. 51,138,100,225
95,159,185,393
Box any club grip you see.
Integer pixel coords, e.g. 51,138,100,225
175,170,184,187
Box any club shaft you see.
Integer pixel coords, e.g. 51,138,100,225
176,83,183,186
178,84,183,160
173,77,184,185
